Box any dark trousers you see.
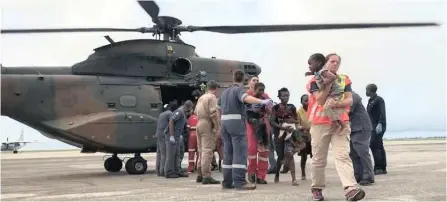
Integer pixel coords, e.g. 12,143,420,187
221,119,248,188
370,131,387,170
156,133,166,176
350,130,374,181
165,136,182,176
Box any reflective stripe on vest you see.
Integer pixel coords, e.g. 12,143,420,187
307,74,350,124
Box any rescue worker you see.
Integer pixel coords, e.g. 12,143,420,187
297,94,312,180
165,100,194,178
349,91,375,185
246,81,271,184
195,80,221,184
306,53,365,201
366,83,388,175
187,114,199,173
155,101,178,177
217,70,273,190
247,76,277,175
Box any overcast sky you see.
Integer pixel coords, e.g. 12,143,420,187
1,0,445,150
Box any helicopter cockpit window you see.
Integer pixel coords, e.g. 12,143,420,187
120,95,137,108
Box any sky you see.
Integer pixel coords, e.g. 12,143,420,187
0,0,446,150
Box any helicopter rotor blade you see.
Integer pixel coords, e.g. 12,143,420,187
185,22,439,34
0,27,155,34
137,0,160,24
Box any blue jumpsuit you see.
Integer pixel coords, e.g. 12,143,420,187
217,84,249,189
164,107,187,177
156,109,173,176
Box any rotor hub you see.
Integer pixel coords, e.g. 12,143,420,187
156,16,182,27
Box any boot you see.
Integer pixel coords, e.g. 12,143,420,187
202,176,221,184
196,168,202,183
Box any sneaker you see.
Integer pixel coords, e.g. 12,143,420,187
311,189,324,201
345,188,366,201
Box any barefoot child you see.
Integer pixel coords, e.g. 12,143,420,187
306,53,347,134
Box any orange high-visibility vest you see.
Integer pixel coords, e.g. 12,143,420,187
306,74,352,125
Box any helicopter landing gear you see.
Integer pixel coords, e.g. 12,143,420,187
104,153,122,172
125,153,147,175
13,150,18,154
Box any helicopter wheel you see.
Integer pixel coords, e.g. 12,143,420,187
104,156,123,172
13,150,18,154
125,154,147,175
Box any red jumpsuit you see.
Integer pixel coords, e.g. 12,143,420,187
187,114,199,173
246,90,271,180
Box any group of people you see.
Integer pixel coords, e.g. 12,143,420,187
155,52,388,201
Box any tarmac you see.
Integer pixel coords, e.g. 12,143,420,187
1,139,446,201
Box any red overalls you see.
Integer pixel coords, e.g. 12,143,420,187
187,114,199,173
246,90,271,180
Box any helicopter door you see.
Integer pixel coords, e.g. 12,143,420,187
98,82,161,152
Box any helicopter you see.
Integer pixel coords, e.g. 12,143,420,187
0,0,439,175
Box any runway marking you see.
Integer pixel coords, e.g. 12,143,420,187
27,191,134,200
386,195,417,201
394,161,439,168
1,193,37,200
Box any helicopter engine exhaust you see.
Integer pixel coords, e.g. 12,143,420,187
172,57,192,76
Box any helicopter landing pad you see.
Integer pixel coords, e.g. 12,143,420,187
1,140,446,201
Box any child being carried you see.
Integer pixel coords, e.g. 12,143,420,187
306,56,347,134
246,83,270,151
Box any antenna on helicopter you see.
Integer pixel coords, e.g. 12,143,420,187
104,35,115,44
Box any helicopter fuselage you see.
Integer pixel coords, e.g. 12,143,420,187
1,39,261,154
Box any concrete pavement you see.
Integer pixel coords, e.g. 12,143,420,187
1,140,446,201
